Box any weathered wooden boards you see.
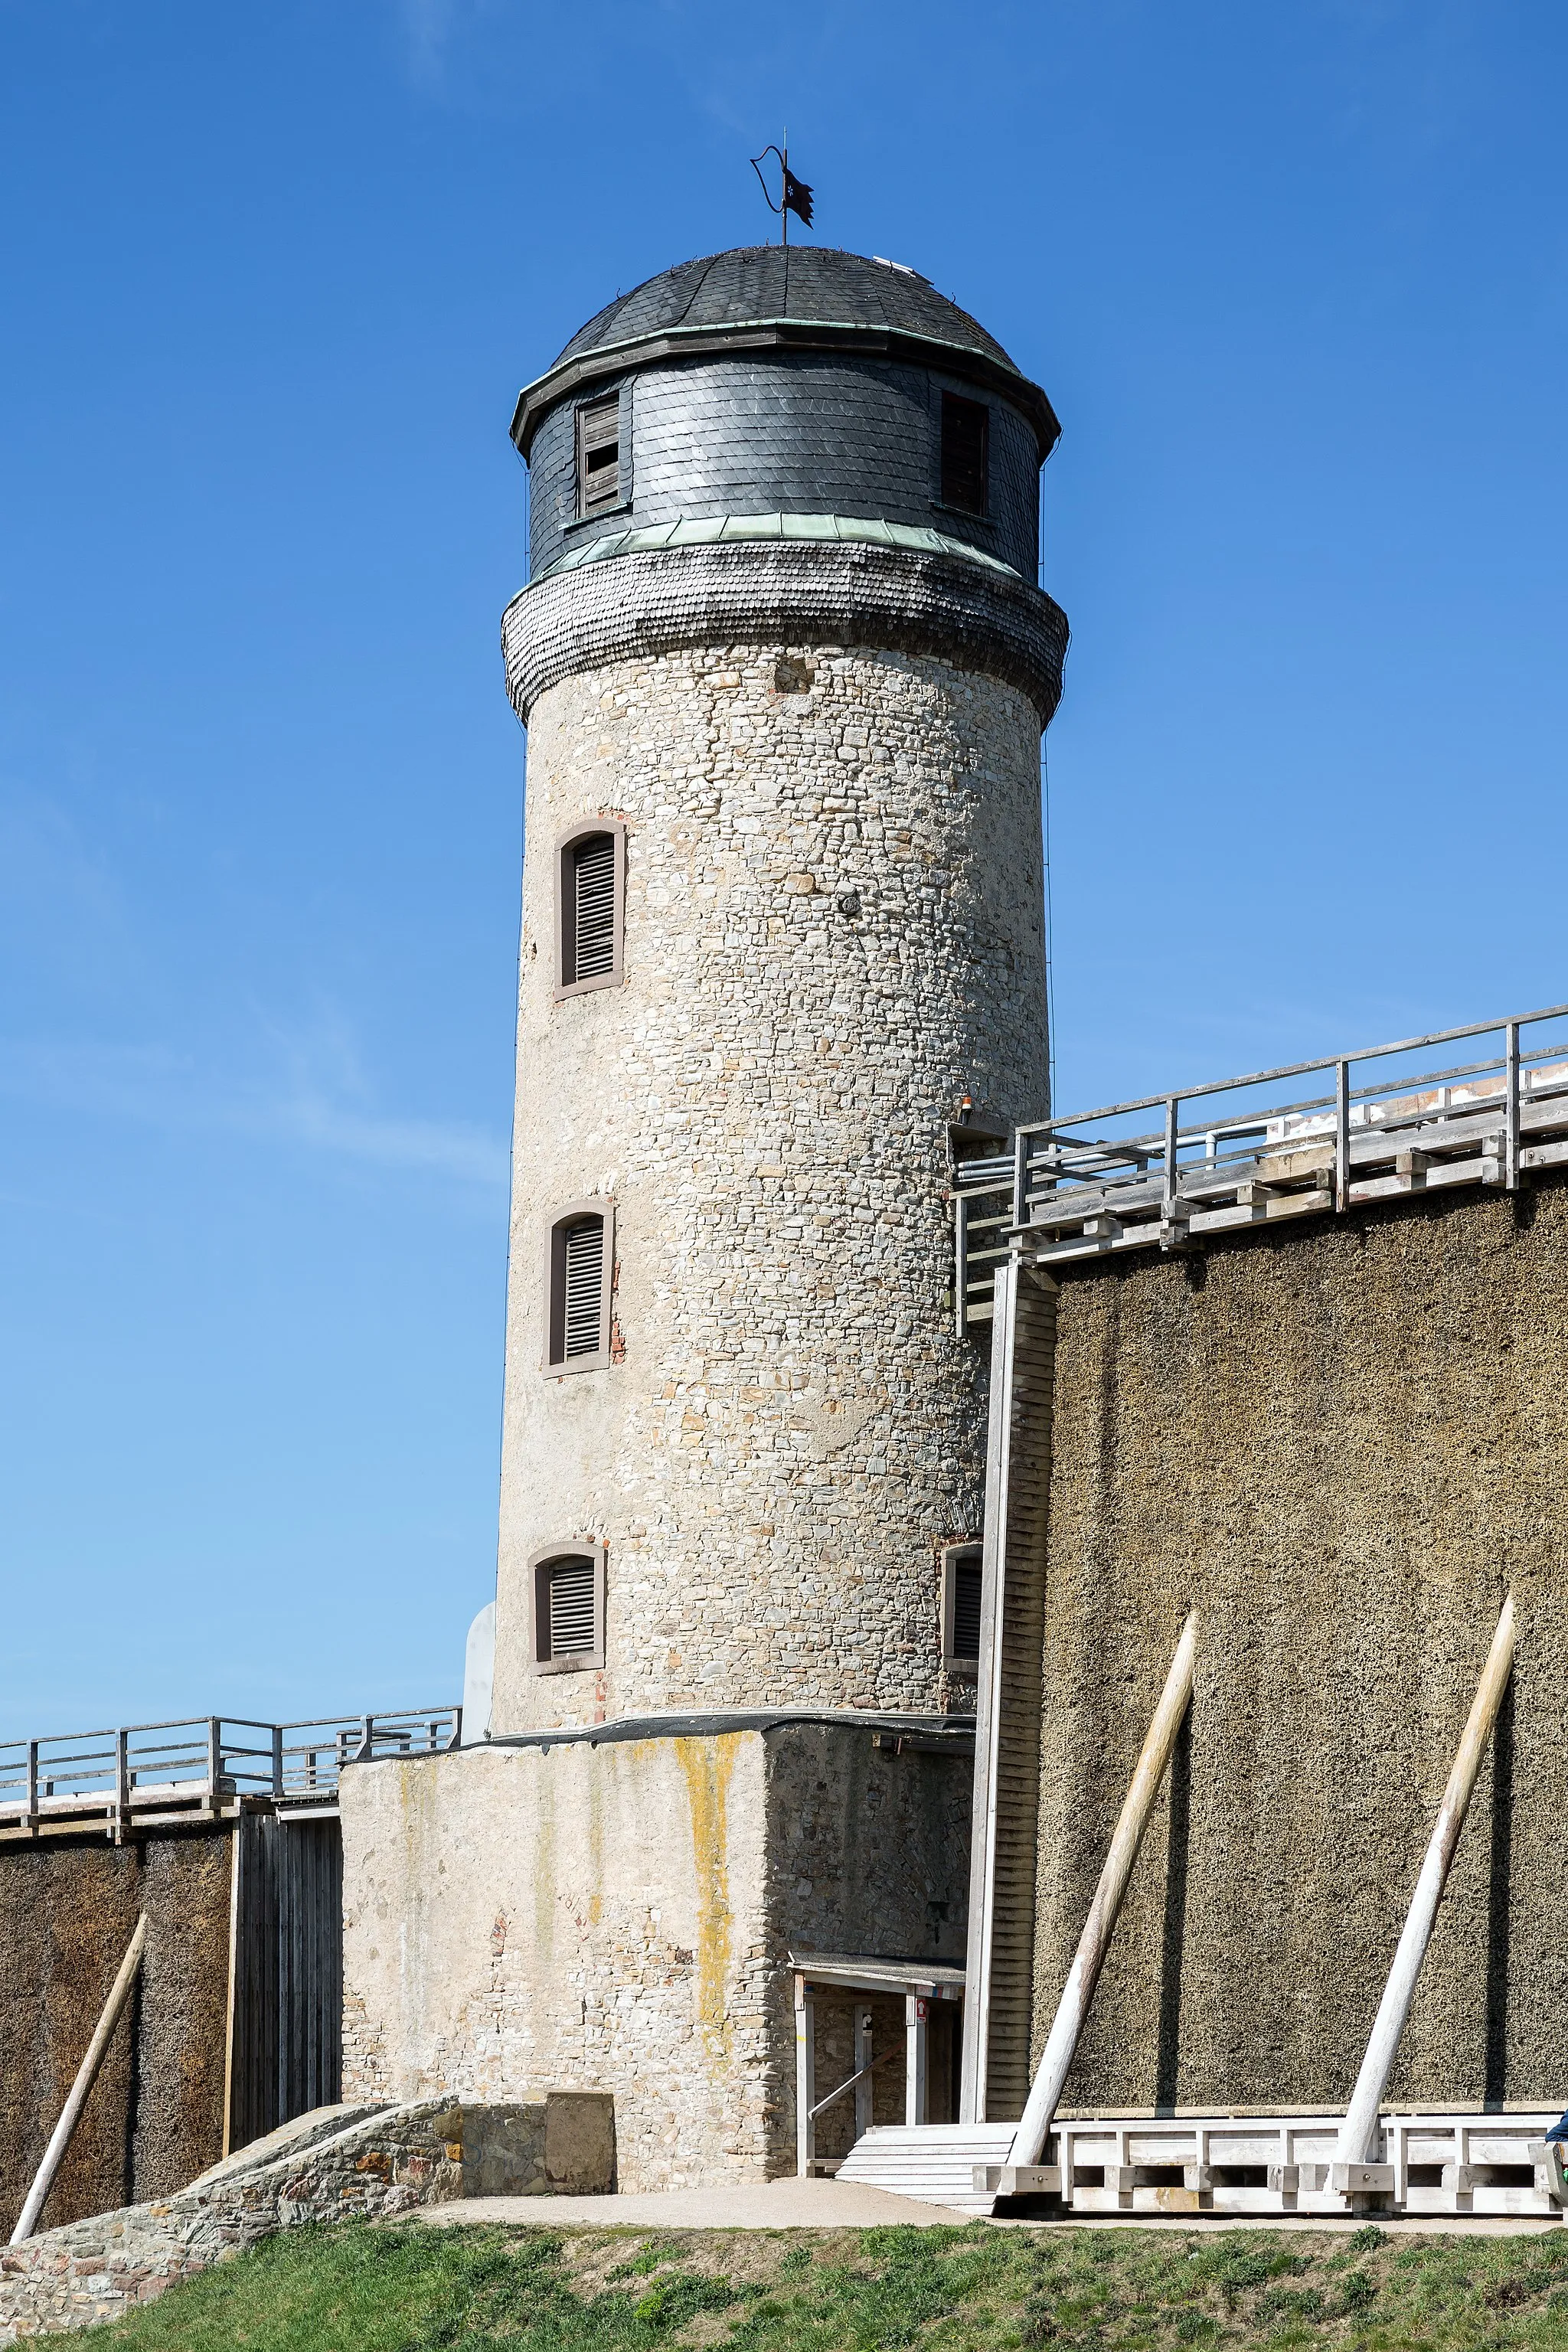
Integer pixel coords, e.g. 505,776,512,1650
224,1812,343,2157
960,1262,1056,2124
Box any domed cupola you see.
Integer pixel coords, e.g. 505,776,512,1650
512,245,1060,588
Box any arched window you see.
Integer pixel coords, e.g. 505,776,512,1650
941,1541,984,1674
530,1542,606,1673
546,1202,613,1374
555,821,626,996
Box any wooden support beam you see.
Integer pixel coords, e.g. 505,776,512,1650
906,1994,929,2128
794,1975,815,2177
1007,1612,1198,2172
854,2006,874,2145
1332,1594,1516,2174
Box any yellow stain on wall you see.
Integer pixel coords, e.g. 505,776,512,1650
675,1734,740,2056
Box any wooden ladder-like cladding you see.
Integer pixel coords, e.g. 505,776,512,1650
960,1260,1055,2125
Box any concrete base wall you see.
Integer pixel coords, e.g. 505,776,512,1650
0,1831,231,2239
1031,1178,1568,2115
339,1719,971,2187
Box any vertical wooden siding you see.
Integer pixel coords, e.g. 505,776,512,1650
962,1262,1057,2121
226,1814,342,2153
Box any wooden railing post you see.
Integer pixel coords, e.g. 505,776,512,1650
271,1723,284,1797
1504,1021,1521,1191
953,1188,969,1340
1161,1096,1184,1247
207,1717,222,1798
1335,1059,1351,1212
25,1739,38,1828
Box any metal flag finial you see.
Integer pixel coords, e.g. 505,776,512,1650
750,140,813,246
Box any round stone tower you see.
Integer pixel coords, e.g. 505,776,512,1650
490,245,1067,1735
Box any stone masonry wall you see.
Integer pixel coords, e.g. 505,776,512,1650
338,1723,972,2189
492,642,1049,1733
1031,1178,1568,2116
0,2099,459,2341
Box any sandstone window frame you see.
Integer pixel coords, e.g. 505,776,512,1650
544,1199,615,1376
528,1540,606,1675
575,392,625,521
554,819,627,999
940,1541,984,1675
937,390,989,518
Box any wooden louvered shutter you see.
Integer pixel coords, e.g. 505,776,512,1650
570,835,616,981
940,393,988,515
952,1555,982,1661
577,397,621,518
561,1219,605,1358
546,1556,598,1658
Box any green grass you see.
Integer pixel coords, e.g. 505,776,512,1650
44,2218,1568,2352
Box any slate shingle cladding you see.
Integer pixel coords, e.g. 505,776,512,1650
518,246,1057,589
552,245,1019,371
528,352,1042,583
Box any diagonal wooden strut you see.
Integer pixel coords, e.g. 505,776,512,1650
1007,1611,1198,2173
1333,1592,1516,2173
11,1913,146,2244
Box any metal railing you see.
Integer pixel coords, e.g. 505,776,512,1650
952,1155,1016,1331
0,1707,462,1834
954,999,1568,1319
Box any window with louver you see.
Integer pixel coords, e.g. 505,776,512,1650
561,1219,603,1358
952,1559,982,1660
577,397,621,519
942,1542,984,1671
568,834,616,982
545,1557,596,1657
530,1542,605,1671
546,1200,613,1372
939,392,988,515
556,822,624,995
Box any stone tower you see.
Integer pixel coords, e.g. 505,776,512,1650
490,245,1067,1735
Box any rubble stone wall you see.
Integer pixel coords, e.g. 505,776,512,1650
0,2100,456,2342
492,639,1050,1735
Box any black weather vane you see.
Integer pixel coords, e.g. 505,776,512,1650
751,138,813,246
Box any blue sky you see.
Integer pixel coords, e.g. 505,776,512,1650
2,2,1566,1734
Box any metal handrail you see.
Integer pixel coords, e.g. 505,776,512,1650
0,1705,462,1818
1017,998,1568,1138
952,995,1568,1320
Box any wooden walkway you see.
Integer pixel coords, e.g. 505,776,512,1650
843,2112,1568,2220
955,999,1568,1323
0,1707,460,1841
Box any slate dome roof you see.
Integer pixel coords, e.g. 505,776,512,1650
554,246,1019,374
512,245,1059,459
